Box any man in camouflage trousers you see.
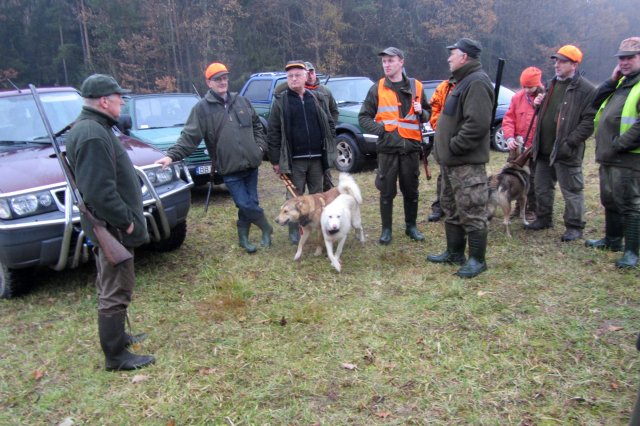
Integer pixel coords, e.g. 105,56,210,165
427,38,495,278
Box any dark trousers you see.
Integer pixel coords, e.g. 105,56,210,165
289,158,324,198
94,246,135,314
223,167,264,227
440,164,489,233
599,165,640,217
534,157,585,229
375,151,420,203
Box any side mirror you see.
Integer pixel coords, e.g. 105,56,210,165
117,114,132,135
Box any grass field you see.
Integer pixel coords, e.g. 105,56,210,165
1,140,639,425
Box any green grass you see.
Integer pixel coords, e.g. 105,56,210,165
1,139,639,425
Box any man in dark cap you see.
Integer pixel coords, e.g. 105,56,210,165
586,37,640,268
305,61,339,191
426,38,494,278
359,47,431,245
157,62,271,254
268,60,336,243
66,74,155,371
525,44,596,243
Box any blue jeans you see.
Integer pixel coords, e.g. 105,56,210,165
223,168,263,227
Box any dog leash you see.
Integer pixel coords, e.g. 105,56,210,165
280,174,300,197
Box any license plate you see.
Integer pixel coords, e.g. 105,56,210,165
195,165,211,175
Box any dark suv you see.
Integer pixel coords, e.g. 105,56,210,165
0,87,194,298
117,93,222,186
239,73,378,173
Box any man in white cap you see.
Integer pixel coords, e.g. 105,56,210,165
586,37,640,268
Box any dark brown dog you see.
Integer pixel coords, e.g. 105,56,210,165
487,161,531,238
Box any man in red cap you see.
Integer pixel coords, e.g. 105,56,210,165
157,62,272,254
525,45,597,242
586,37,640,269
502,66,545,220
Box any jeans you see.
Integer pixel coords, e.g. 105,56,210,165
223,168,264,227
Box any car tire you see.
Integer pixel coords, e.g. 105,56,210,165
146,221,187,253
0,263,33,299
491,123,509,152
335,133,364,173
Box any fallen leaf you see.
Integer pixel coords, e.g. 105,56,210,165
611,381,619,390
607,325,624,332
34,370,45,380
375,411,391,418
166,421,176,426
341,363,357,370
131,374,149,384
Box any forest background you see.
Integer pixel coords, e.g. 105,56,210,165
1,0,638,94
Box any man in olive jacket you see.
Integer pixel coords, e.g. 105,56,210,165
525,45,596,242
585,37,640,268
66,74,155,371
427,38,494,278
157,62,271,254
267,60,336,244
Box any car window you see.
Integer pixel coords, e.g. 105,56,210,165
133,95,198,129
0,91,82,142
242,79,273,102
497,86,515,105
325,78,373,103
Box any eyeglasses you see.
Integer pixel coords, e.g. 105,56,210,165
210,75,229,83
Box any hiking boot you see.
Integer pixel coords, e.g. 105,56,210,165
561,228,582,242
524,219,552,230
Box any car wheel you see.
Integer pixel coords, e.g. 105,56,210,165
0,263,33,299
146,221,187,252
491,123,509,152
335,133,364,173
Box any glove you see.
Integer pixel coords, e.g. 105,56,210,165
515,136,525,146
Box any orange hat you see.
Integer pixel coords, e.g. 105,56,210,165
205,62,229,80
551,45,583,64
520,67,543,88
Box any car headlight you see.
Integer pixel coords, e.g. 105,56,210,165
0,191,57,219
142,164,180,189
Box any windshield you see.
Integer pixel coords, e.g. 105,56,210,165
131,95,199,129
0,91,82,142
325,78,374,104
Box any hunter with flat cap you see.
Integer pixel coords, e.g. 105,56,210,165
586,37,640,269
267,60,336,244
426,38,494,278
359,47,431,245
66,74,155,371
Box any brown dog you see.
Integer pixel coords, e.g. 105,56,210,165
275,173,360,261
487,161,531,238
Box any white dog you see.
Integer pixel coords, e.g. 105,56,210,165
320,174,365,272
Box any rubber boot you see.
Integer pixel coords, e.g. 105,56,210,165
616,215,639,269
585,209,623,252
379,199,393,245
237,225,257,254
253,214,273,247
123,313,147,348
98,311,155,371
288,223,300,245
456,229,488,278
427,223,466,265
404,198,425,241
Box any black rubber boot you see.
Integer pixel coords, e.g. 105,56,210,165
427,223,466,265
253,214,273,247
585,210,623,252
288,223,300,245
456,229,488,278
237,225,257,254
379,199,393,245
98,312,155,372
616,215,639,269
404,199,425,241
